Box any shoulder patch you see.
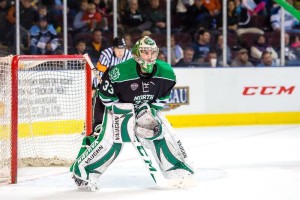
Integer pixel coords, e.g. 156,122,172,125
109,67,120,81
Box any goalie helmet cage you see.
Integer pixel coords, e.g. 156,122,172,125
0,55,92,184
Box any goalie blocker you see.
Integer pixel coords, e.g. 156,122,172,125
70,103,196,191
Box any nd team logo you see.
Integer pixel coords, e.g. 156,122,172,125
164,86,189,110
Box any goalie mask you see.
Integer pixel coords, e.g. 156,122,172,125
132,36,159,73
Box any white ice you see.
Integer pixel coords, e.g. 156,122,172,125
0,125,299,200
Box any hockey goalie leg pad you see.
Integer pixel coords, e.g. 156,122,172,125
141,111,195,177
135,136,197,188
133,110,197,188
70,108,123,190
112,103,136,143
71,140,122,191
152,138,194,178
158,111,195,168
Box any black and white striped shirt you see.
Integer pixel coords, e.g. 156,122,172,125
99,47,132,67
93,47,132,88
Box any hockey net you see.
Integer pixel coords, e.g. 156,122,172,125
0,55,92,184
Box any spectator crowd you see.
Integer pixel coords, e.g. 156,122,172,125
1,0,300,67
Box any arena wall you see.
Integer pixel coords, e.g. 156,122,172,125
165,67,300,127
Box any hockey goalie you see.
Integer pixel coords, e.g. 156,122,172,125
70,36,196,191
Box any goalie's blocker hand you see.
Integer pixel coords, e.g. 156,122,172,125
135,103,162,140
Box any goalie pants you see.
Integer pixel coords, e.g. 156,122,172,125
92,93,105,131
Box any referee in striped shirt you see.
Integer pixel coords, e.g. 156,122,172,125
92,37,132,133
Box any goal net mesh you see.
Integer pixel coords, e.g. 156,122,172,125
0,56,13,184
0,55,91,184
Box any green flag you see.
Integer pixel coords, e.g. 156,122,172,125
274,0,300,20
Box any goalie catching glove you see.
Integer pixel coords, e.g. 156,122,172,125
135,103,162,140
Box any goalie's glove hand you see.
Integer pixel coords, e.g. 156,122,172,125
135,103,162,140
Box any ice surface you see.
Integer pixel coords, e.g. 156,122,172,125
0,125,299,200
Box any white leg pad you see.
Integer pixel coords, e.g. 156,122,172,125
135,111,197,187
71,108,123,190
112,103,136,143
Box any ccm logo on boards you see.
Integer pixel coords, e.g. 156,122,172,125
243,86,295,95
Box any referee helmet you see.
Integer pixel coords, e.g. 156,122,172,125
113,37,126,49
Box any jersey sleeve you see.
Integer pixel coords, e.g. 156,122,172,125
98,69,119,110
98,52,109,68
151,61,177,110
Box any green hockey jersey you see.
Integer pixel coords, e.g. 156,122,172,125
98,58,176,110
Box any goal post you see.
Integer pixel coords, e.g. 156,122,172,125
0,55,92,184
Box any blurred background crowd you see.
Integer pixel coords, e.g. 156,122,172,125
0,0,300,67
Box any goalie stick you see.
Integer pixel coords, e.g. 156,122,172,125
83,53,102,84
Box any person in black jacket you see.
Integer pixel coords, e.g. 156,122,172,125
86,29,109,67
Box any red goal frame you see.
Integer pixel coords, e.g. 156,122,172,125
10,55,93,183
